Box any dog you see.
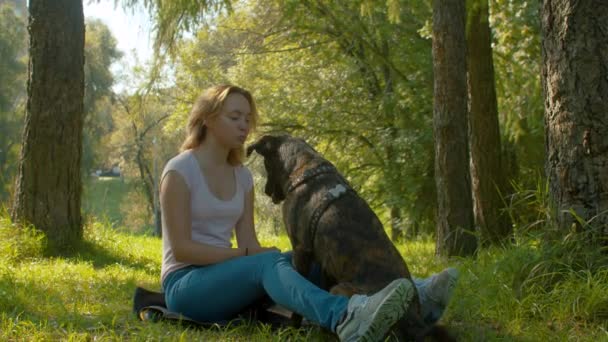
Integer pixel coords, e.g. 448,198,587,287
247,134,453,341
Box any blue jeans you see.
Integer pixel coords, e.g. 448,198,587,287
163,251,348,331
163,251,441,330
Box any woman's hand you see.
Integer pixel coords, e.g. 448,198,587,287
247,246,281,255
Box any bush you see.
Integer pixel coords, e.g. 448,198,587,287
120,188,155,234
0,210,45,264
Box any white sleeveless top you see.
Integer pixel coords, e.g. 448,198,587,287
159,149,254,285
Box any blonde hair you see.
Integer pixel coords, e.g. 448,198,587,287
180,85,258,165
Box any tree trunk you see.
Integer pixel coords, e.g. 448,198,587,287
432,0,477,257
541,0,608,234
135,140,155,222
11,0,85,251
467,0,512,244
390,205,403,242
12,0,84,249
381,53,404,243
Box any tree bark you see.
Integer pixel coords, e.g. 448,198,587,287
11,0,85,250
467,0,512,244
542,0,608,234
390,205,403,242
381,50,405,243
432,0,477,257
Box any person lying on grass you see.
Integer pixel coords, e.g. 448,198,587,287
159,84,458,341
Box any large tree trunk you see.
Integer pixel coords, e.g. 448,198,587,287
467,0,512,244
542,1,608,234
432,0,477,257
11,0,85,250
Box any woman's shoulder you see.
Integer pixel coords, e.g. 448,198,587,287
164,150,195,171
161,150,196,187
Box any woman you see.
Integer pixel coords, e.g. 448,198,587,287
160,85,456,341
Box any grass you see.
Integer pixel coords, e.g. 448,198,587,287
0,215,326,341
2,218,607,341
82,176,133,228
1,178,607,340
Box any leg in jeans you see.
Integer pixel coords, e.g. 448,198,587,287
163,251,348,331
281,251,456,325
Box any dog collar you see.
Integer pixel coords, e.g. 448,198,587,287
284,162,355,250
286,163,337,194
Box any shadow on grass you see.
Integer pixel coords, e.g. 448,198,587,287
446,319,525,341
54,239,159,274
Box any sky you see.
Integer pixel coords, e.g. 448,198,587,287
83,0,154,91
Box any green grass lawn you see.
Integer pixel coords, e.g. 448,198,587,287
82,176,133,228
1,210,607,340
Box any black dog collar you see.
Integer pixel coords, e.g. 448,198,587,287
286,163,337,194
285,163,356,250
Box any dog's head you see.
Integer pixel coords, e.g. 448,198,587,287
246,134,318,204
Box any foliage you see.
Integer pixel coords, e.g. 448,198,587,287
0,12,124,203
0,3,27,202
165,0,439,236
118,0,232,55
272,0,437,229
83,177,134,229
84,19,122,112
491,0,544,180
107,68,184,232
113,0,549,239
0,3,26,112
120,184,157,234
0,209,45,264
82,19,123,175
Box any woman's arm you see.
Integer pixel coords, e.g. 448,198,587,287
161,170,246,265
235,188,262,249
235,188,280,255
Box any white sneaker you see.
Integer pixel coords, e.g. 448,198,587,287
426,267,459,306
419,267,459,324
335,278,414,342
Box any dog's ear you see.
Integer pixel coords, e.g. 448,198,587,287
246,135,276,157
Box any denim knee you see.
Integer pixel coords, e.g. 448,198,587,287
277,251,321,285
282,251,294,262
258,250,285,262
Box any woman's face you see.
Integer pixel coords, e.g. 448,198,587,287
207,92,252,149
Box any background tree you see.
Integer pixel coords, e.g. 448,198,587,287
272,1,434,241
541,0,608,233
82,19,122,176
466,0,512,244
432,0,477,256
0,3,27,202
109,83,177,234
11,0,85,250
492,0,543,181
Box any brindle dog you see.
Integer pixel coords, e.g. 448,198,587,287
247,134,453,341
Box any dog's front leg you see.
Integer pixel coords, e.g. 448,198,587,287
292,246,313,276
